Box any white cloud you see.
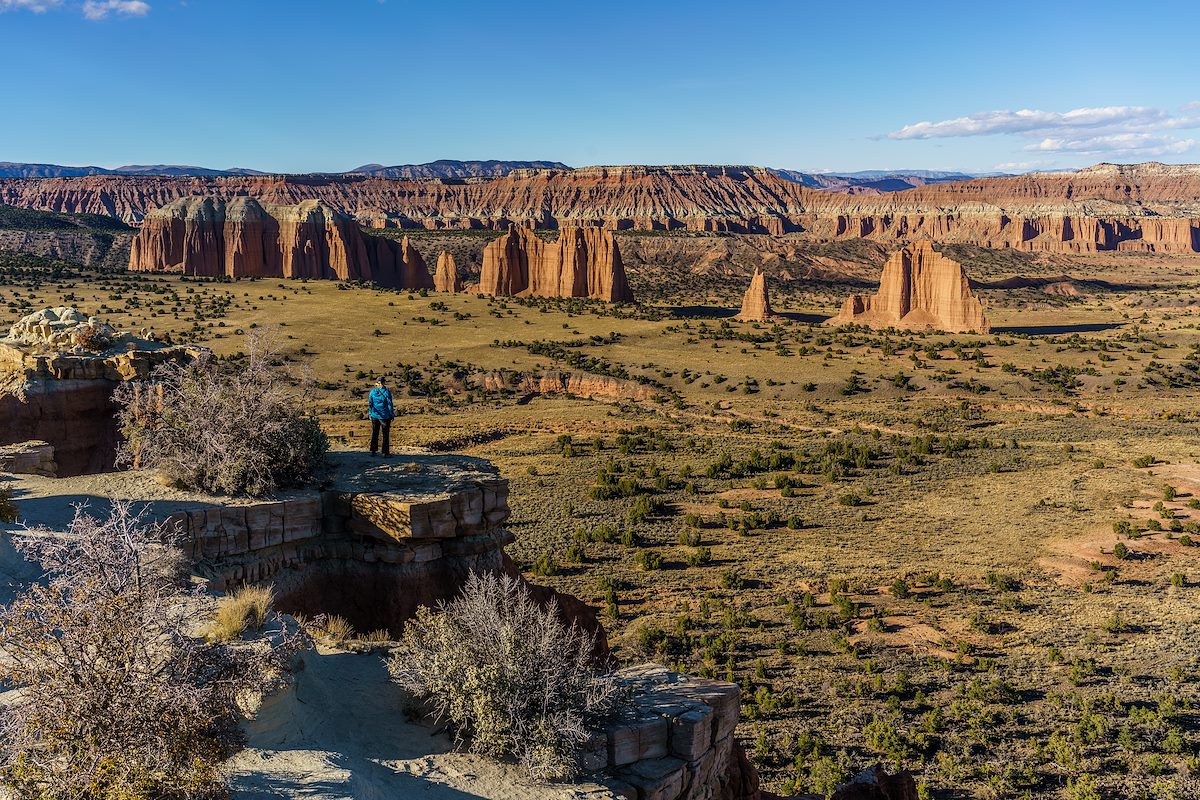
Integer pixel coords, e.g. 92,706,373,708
1027,133,1196,158
0,0,149,16
0,0,63,11
82,0,149,19
888,104,1200,161
889,106,1170,140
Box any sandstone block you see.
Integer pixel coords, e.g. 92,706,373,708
623,756,687,800
0,440,57,477
607,713,670,766
669,705,714,761
350,493,460,541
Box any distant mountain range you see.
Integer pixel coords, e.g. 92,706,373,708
0,159,1003,191
348,160,570,179
0,162,269,178
769,168,1006,193
0,160,567,180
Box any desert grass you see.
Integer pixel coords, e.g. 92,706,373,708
201,584,275,642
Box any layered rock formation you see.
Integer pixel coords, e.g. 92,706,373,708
8,162,1200,253
128,197,434,287
479,226,634,302
1,311,197,475
3,306,115,352
830,242,990,334
734,268,779,322
434,250,462,292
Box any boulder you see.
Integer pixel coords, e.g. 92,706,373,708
3,307,116,353
829,241,989,334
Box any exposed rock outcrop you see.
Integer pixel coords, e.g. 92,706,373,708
6,162,1200,253
3,306,115,352
830,242,989,334
0,318,197,475
0,440,57,477
434,250,463,292
479,226,634,302
734,268,779,322
128,197,433,287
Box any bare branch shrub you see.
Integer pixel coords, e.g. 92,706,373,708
115,330,328,497
388,572,618,781
0,502,298,799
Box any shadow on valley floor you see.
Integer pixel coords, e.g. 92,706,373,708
669,305,829,324
992,322,1126,335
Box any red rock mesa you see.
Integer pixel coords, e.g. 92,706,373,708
128,196,433,288
831,241,990,334
478,226,634,302
7,162,1200,253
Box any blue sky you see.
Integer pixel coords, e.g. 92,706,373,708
3,0,1200,174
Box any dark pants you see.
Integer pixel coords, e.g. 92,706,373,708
370,419,391,455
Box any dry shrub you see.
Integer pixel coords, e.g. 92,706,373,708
201,584,276,643
69,321,112,352
0,502,298,800
115,330,328,497
388,572,618,781
308,614,355,646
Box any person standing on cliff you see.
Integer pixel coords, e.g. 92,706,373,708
368,377,395,457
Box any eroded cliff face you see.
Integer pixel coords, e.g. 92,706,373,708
734,269,778,322
7,162,1200,254
433,251,463,292
0,342,196,475
479,225,634,302
128,196,434,288
830,241,990,334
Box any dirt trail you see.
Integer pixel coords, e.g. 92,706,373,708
226,647,617,800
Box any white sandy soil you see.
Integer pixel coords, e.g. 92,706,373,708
225,647,617,800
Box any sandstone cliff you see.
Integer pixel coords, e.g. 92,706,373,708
1,312,197,475
830,242,989,334
734,268,778,322
434,251,463,292
7,162,1200,254
127,196,433,287
479,226,634,302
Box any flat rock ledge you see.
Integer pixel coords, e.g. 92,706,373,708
0,441,57,477
595,665,745,800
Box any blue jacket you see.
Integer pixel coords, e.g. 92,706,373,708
368,386,395,421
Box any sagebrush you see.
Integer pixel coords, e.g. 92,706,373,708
115,331,328,496
388,571,618,781
0,502,298,800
